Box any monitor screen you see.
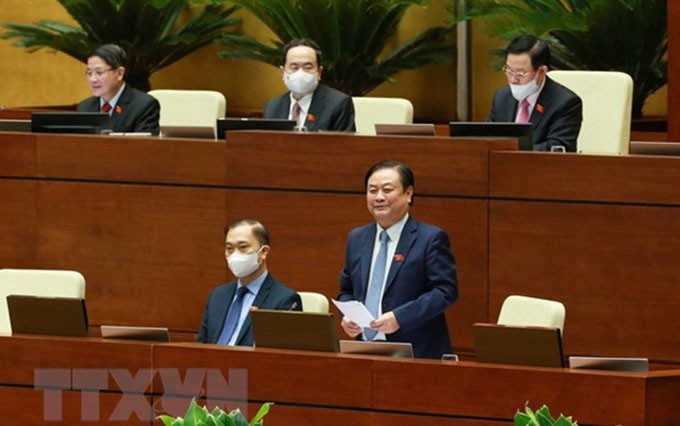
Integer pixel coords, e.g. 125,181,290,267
449,121,533,151
216,118,296,139
31,112,111,135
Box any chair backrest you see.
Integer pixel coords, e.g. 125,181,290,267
352,97,414,135
298,291,329,314
0,268,86,333
497,295,566,331
148,89,227,129
547,70,633,155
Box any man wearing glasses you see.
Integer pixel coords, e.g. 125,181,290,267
487,35,582,152
77,44,160,135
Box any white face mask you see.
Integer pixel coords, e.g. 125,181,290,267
284,70,319,95
227,247,264,278
510,76,540,102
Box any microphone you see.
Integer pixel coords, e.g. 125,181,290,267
289,300,300,311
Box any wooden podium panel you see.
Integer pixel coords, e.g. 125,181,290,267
0,132,35,176
224,131,516,196
36,134,227,186
0,179,37,266
152,344,373,409
0,387,150,426
0,335,152,391
372,358,680,426
489,151,680,206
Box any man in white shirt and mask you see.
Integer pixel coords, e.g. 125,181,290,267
263,38,356,132
487,34,582,152
197,219,301,346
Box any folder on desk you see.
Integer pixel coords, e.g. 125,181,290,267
473,322,564,368
7,295,88,337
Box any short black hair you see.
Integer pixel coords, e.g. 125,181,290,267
281,38,323,67
89,44,128,77
505,34,551,70
224,219,271,246
364,160,415,205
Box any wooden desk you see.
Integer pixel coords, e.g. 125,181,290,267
0,131,678,363
1,335,678,425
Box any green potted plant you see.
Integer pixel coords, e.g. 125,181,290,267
515,404,578,426
158,399,273,426
0,0,246,92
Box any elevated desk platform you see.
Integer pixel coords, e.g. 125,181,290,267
1,335,678,426
0,130,678,364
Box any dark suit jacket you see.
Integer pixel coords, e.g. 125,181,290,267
338,217,458,359
263,84,356,132
197,273,301,346
76,84,161,135
488,76,582,152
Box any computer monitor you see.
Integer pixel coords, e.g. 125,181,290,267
216,118,296,139
0,119,32,132
31,112,111,134
7,295,88,337
449,121,533,151
250,309,339,352
100,325,170,342
473,322,564,368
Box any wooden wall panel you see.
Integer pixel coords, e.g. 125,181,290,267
0,179,37,267
0,132,35,176
34,181,227,332
489,200,680,360
36,134,227,186
224,190,488,350
0,388,151,426
224,131,515,196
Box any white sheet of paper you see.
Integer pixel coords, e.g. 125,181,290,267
332,299,375,328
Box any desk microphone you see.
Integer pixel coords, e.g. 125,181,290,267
289,301,300,311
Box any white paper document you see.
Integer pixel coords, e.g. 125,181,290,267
332,299,375,328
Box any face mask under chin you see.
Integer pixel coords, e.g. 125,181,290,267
510,76,540,102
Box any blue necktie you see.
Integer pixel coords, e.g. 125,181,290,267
217,286,249,345
364,230,389,340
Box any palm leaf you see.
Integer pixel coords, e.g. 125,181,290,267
217,0,456,95
0,0,247,91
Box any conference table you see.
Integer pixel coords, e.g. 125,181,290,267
0,334,678,426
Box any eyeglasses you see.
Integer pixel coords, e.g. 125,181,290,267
501,65,533,79
85,68,113,78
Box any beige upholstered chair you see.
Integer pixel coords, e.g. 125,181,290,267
547,70,633,155
298,291,330,314
148,89,226,135
352,97,414,135
497,295,566,332
0,269,86,333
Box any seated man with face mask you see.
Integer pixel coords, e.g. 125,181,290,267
263,38,356,132
487,34,582,152
197,219,302,346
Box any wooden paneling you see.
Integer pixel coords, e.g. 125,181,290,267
488,200,680,360
0,335,152,390
0,179,37,266
224,131,515,196
0,132,36,176
0,388,151,426
489,151,680,206
36,134,227,186
152,344,373,409
35,181,227,331
372,359,665,426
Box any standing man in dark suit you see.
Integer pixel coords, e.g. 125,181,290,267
197,219,301,346
77,44,160,135
263,38,355,132
488,34,582,152
338,160,458,359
